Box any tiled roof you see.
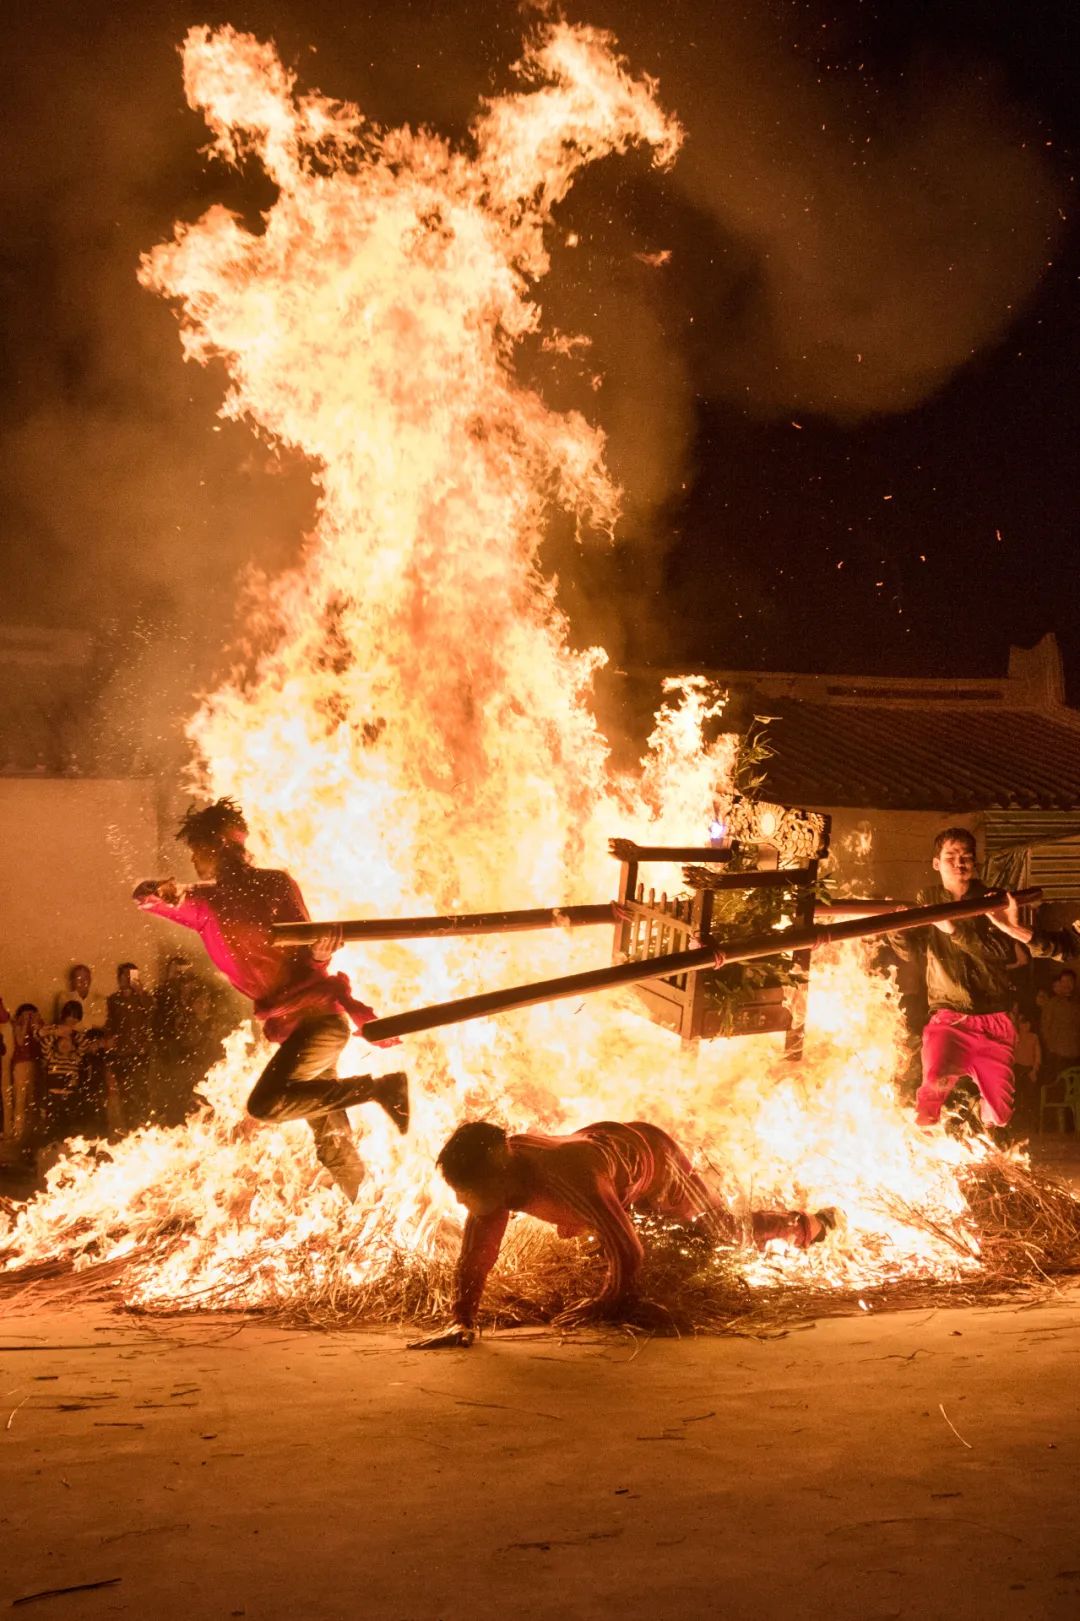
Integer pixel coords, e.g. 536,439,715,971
742,698,1080,812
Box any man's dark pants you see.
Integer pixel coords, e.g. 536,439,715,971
247,1013,379,1199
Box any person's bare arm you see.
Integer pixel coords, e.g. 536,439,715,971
590,1181,646,1307
986,891,1033,944
409,1209,510,1350
549,1173,644,1320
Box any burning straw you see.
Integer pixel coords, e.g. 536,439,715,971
5,1143,1080,1338
258,1150,1080,1335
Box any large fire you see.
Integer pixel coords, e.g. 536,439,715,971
3,23,994,1317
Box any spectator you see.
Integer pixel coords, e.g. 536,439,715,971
6,1003,42,1152
38,1000,101,1156
154,955,223,1124
154,954,195,1053
1011,1010,1043,1136
58,965,112,1135
1038,968,1080,1091
106,962,155,1130
56,963,109,1033
0,995,10,1148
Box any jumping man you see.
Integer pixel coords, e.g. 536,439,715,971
133,798,408,1200
412,1119,834,1348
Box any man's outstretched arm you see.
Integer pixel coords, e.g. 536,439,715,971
553,1174,645,1312
988,892,1079,960
409,1208,510,1350
132,879,208,931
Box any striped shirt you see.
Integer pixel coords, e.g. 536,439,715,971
39,1028,88,1093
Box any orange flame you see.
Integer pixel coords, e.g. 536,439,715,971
2,23,993,1312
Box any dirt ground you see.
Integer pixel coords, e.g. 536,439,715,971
1,1285,1079,1621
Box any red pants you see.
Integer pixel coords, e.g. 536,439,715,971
916,1009,1017,1127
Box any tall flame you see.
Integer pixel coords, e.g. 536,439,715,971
2,23,988,1312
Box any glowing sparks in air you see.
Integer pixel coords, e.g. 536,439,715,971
1,22,991,1314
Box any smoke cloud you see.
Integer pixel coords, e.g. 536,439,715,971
0,1,1064,760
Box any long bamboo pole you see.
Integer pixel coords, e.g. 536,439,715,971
273,902,619,946
813,899,899,918
274,871,823,946
360,886,1041,1043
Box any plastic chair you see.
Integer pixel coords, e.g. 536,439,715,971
1040,1063,1080,1133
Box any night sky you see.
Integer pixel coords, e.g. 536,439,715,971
2,0,1078,746
666,2,1080,688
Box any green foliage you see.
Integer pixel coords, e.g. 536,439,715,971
732,716,776,798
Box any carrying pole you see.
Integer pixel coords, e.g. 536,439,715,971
273,902,619,946
359,887,1041,1044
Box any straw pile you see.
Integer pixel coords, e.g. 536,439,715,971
4,1149,1080,1336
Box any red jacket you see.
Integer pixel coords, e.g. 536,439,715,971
135,865,374,1043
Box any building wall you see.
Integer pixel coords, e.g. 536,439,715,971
818,807,981,900
0,624,91,774
0,778,164,1020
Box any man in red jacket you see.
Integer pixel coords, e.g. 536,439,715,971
134,798,407,1199
412,1119,834,1347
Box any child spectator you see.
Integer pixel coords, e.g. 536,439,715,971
1014,1009,1042,1083
38,1000,101,1154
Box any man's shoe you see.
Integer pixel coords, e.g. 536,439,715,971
377,1071,410,1136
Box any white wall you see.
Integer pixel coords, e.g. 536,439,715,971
0,778,164,1019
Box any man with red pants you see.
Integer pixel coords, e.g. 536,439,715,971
412,1119,834,1347
890,827,1023,1130
134,798,408,1199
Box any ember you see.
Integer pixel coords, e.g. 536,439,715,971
2,19,1079,1330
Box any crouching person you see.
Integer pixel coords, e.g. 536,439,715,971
411,1119,834,1349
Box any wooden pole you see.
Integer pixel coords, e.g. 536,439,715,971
813,899,900,918
273,902,618,946
278,871,826,946
360,886,1041,1043
609,840,736,863
683,866,813,893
